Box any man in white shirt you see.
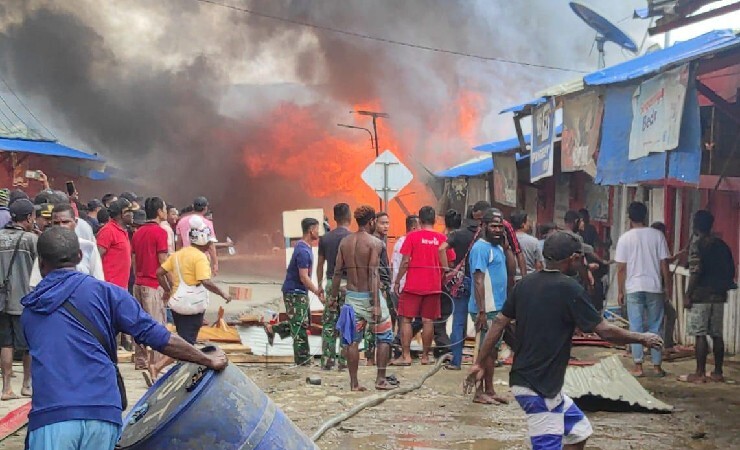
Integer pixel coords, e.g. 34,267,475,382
615,201,672,378
391,215,419,292
29,204,104,287
161,205,178,255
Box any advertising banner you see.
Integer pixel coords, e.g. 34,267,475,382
562,91,603,176
628,64,689,160
492,154,517,207
531,97,556,182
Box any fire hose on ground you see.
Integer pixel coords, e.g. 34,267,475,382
311,353,451,443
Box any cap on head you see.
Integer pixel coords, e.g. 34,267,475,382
38,203,54,219
9,198,35,220
9,189,30,206
132,209,147,226
481,208,502,223
0,189,9,208
543,231,583,262
108,198,132,218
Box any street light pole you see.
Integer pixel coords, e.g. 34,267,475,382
351,110,389,210
336,124,374,149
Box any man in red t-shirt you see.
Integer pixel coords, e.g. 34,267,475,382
393,206,455,365
131,197,170,370
97,199,133,289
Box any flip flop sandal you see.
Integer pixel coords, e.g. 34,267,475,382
444,364,462,371
647,370,667,378
386,375,400,386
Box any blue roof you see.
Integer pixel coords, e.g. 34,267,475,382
436,153,530,178
436,156,492,178
500,97,546,114
473,124,563,154
585,29,740,86
0,137,103,161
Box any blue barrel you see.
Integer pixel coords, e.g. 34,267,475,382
117,355,317,449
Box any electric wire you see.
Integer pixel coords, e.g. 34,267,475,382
192,0,589,74
0,73,57,139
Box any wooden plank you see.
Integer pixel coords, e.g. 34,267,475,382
230,354,296,364
217,344,252,354
0,401,31,442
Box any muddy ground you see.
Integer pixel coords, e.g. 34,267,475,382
244,352,739,450
1,256,738,449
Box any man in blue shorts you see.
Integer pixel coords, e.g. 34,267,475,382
466,231,662,449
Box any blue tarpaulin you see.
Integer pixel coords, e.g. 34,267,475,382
595,77,701,186
0,137,103,161
585,29,740,86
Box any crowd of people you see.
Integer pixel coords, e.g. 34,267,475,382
270,199,735,450
0,179,233,449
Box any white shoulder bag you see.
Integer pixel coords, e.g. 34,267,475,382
168,254,209,315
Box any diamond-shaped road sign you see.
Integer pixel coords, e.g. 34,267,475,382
361,150,413,206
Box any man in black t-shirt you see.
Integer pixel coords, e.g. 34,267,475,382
318,203,352,370
466,231,662,450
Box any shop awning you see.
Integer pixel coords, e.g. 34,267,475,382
0,137,103,162
584,29,740,86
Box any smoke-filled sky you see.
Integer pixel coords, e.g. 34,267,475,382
0,0,683,233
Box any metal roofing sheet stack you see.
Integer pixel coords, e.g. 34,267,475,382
563,355,673,412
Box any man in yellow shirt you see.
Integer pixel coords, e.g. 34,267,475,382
147,223,231,382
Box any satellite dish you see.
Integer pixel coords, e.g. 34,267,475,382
570,1,638,68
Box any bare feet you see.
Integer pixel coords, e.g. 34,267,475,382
484,391,509,404
21,386,32,397
390,358,412,366
631,363,644,377
677,373,707,384
351,385,368,392
1,391,19,401
375,379,398,391
472,392,496,404
420,356,432,365
366,358,375,367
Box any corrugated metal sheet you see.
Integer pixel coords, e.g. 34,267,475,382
435,155,492,178
500,97,547,114
584,29,740,86
436,153,530,178
563,355,673,412
473,124,563,154
0,137,103,161
535,77,585,98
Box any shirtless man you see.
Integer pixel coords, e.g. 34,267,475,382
331,205,396,391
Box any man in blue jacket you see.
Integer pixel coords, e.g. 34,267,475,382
21,227,228,450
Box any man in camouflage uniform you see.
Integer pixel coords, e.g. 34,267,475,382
680,210,736,384
317,203,352,370
266,218,323,366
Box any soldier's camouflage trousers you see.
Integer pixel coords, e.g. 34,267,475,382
273,292,311,366
321,279,347,368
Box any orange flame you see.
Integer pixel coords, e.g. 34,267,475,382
243,90,484,235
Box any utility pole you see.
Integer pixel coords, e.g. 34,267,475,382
350,110,389,210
